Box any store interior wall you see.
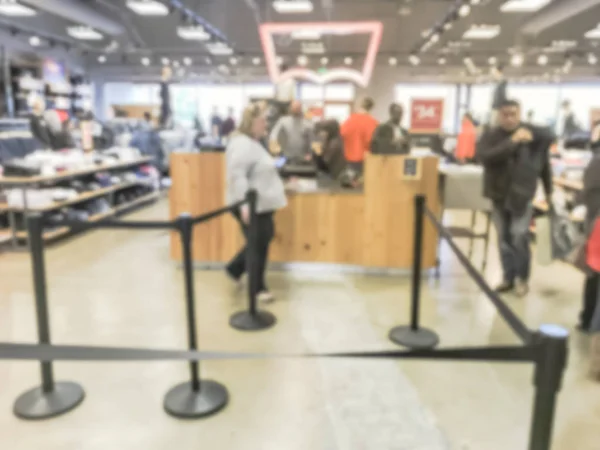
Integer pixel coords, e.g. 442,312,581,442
94,63,600,136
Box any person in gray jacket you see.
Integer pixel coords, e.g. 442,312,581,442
225,102,288,303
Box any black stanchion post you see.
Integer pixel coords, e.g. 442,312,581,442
13,213,85,420
528,325,569,450
164,213,228,418
389,195,440,349
229,190,277,331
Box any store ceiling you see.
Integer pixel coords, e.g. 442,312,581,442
2,0,600,80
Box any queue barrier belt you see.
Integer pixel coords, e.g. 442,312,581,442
424,207,535,345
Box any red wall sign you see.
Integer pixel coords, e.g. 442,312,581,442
410,98,444,134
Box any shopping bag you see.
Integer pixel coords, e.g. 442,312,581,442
550,211,578,260
536,211,578,265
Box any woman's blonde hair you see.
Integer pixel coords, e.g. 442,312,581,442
236,101,266,137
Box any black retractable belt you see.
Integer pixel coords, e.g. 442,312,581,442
163,213,228,419
424,207,535,345
13,213,85,420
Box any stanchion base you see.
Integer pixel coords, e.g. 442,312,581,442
229,310,276,331
164,380,228,419
13,381,85,420
389,325,439,350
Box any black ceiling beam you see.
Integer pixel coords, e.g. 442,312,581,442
167,0,231,45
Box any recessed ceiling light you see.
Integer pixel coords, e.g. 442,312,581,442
177,25,210,41
229,56,238,65
206,41,233,55
470,0,481,4
141,56,151,66
252,57,261,65
276,56,283,65
297,55,308,66
183,57,192,66
126,0,169,16
0,1,36,16
488,56,497,65
320,56,328,65
409,54,420,65
537,54,548,65
458,4,471,17
511,53,524,67
438,57,446,65
463,24,500,40
29,35,40,47
585,25,600,39
161,57,170,65
589,53,598,65
291,29,321,40
67,26,103,40
344,56,352,65
272,0,313,14
500,0,551,13
430,33,440,43
301,41,325,54
98,55,106,63
388,56,397,66
398,6,411,16
551,40,577,49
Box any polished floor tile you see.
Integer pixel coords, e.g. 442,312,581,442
0,201,598,450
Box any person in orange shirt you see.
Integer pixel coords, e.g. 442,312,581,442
455,113,478,162
341,97,378,174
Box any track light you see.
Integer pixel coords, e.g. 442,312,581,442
537,54,548,66
458,4,471,17
409,54,420,65
438,57,446,65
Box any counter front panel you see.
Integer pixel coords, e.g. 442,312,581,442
170,153,440,270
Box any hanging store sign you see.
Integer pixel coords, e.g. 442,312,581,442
410,98,445,134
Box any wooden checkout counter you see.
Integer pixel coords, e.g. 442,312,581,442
169,152,440,270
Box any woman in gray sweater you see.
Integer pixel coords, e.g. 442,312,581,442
225,103,287,303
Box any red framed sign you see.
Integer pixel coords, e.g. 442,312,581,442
410,98,444,134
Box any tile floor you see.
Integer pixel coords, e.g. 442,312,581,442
0,200,598,450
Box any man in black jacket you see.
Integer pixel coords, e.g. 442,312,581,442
477,99,554,296
371,103,410,155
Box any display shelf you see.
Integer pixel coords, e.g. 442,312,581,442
0,230,11,244
6,180,146,213
553,177,583,191
0,157,153,187
14,192,159,241
114,192,159,213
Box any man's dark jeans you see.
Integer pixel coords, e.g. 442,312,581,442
226,211,275,292
491,203,534,283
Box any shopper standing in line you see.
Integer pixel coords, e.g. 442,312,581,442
370,102,410,155
220,106,236,138
477,99,554,297
225,102,287,303
159,66,172,128
269,100,314,163
341,97,378,174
